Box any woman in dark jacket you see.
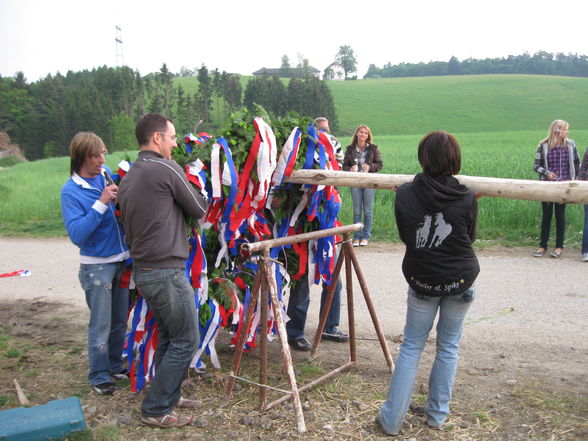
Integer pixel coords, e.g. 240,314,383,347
342,124,383,246
377,131,478,436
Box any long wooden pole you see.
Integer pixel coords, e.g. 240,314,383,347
241,223,363,255
285,170,588,204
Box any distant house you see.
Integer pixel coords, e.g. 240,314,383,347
322,62,344,80
252,67,321,79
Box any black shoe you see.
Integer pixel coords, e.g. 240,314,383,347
112,368,129,381
93,382,115,395
288,337,311,351
321,328,349,342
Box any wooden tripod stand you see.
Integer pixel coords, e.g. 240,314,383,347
223,223,394,433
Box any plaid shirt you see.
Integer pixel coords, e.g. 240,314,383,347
547,146,570,181
533,140,580,181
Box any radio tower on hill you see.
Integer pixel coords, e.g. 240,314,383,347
115,26,124,66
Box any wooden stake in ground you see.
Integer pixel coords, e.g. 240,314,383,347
286,170,588,204
13,378,30,406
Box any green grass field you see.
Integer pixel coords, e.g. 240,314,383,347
1,130,586,246
1,75,587,246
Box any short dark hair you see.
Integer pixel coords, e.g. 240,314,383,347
417,131,461,177
69,132,106,175
135,113,173,147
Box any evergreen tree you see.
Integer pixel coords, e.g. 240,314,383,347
224,74,242,115
0,74,34,157
195,65,213,128
157,63,175,117
108,112,136,152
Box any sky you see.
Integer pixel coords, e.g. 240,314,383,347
1,0,587,82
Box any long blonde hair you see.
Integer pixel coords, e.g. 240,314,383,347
541,119,569,149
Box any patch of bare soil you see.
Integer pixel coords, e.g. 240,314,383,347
1,298,586,441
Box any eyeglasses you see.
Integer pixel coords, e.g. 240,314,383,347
157,132,178,142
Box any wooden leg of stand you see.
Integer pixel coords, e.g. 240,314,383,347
258,252,270,410
223,272,262,406
348,245,395,373
341,236,357,363
263,255,307,433
310,245,345,357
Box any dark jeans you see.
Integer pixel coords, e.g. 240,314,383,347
583,205,588,255
286,272,342,341
539,202,566,249
79,261,128,386
134,268,199,418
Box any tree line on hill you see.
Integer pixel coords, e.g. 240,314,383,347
364,51,588,79
0,65,337,161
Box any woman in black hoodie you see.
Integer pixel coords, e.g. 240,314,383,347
377,131,479,436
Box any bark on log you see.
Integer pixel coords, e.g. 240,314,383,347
285,170,588,204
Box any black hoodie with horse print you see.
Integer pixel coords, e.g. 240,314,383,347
395,173,479,296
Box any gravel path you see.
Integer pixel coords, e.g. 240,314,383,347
1,237,586,394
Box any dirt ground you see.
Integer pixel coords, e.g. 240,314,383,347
0,237,587,440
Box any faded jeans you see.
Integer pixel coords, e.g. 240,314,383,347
379,286,475,435
134,267,199,418
350,187,375,240
79,261,128,386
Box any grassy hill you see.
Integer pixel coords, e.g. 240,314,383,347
329,74,588,136
175,74,588,137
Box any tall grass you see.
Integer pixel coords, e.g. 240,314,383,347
338,130,588,247
0,152,137,236
1,131,586,245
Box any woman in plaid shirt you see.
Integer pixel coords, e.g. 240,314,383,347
532,119,580,258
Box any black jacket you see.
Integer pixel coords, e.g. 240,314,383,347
395,174,479,296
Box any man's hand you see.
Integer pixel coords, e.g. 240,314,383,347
99,184,118,205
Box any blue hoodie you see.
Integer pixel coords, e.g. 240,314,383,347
60,167,128,259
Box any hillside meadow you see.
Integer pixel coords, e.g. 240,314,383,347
176,74,588,137
1,129,587,247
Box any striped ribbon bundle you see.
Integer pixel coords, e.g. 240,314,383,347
124,118,342,391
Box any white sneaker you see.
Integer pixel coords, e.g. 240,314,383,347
582,253,588,262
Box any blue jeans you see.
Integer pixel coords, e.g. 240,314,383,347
379,286,475,434
134,267,199,418
79,262,129,386
350,187,376,240
583,204,588,255
286,273,342,341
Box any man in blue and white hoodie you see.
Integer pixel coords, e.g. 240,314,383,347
61,132,130,396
